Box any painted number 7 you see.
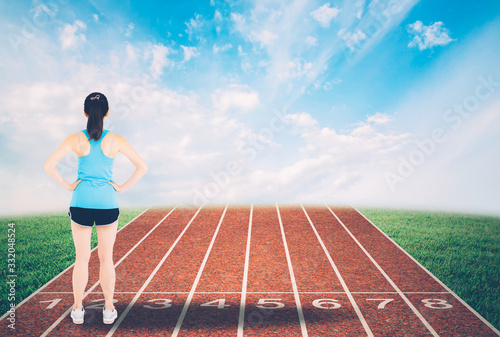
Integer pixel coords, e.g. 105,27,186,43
366,298,394,309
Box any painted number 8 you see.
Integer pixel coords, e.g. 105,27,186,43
421,299,453,309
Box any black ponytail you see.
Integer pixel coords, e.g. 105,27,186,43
83,92,109,141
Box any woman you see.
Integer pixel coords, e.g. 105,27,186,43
44,92,148,325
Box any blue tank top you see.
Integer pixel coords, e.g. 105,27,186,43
70,129,119,209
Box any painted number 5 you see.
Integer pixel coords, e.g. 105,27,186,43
256,299,285,309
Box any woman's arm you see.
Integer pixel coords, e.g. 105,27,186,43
108,135,148,192
44,134,81,191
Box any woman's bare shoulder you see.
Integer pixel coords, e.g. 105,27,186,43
112,133,128,143
59,132,83,151
65,132,80,143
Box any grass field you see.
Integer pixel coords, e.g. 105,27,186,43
1,207,499,331
360,208,500,331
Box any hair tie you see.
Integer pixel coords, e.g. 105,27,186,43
90,94,100,101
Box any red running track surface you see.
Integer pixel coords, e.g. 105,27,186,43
1,205,499,336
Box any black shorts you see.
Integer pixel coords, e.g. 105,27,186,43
68,207,120,227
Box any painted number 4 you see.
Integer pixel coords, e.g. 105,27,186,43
200,299,230,309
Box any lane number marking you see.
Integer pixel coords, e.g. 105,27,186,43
366,298,394,309
312,299,341,309
143,298,172,309
422,299,453,309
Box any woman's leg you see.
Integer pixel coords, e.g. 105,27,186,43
96,220,118,311
71,221,93,310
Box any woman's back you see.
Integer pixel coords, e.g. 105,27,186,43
70,129,118,209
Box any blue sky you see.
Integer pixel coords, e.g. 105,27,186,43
1,0,499,215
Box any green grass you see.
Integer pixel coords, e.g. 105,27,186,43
0,208,145,317
359,208,500,331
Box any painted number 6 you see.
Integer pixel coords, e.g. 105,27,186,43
312,299,341,309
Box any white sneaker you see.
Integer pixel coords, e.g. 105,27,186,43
71,307,85,324
103,307,118,324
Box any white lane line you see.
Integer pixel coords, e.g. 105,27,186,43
326,205,439,337
237,203,253,337
40,206,176,337
171,204,229,337
276,204,309,337
353,206,500,336
301,204,374,337
0,206,152,322
105,205,204,337
37,290,451,295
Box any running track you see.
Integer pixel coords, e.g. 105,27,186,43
1,205,499,336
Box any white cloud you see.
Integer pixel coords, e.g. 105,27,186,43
287,112,409,158
305,35,318,46
181,45,200,61
93,14,99,22
336,0,419,64
185,13,203,40
125,23,135,38
212,85,260,113
355,0,366,19
407,20,454,50
241,61,252,72
310,3,340,28
237,45,246,56
125,44,137,62
231,112,410,203
338,28,367,51
213,43,232,53
150,44,172,76
214,9,224,34
251,29,278,47
59,20,86,50
276,58,315,82
286,112,318,129
367,112,394,125
214,10,222,22
231,12,245,32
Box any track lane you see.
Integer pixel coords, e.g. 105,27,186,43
281,205,371,336
304,205,435,336
179,206,250,336
110,206,224,336
243,206,303,336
